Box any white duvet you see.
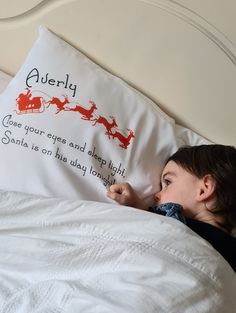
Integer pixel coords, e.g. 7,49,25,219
0,190,235,313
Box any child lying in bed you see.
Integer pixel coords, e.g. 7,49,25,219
107,144,236,272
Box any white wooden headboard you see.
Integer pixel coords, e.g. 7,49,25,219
0,0,235,145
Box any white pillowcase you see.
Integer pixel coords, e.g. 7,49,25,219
0,70,12,94
0,26,209,204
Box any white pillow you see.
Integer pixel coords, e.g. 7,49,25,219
0,70,12,94
0,26,209,204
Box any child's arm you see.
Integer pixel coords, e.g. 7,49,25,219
106,183,148,210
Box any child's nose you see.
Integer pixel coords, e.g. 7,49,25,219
153,191,161,203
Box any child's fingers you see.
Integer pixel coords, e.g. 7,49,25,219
107,183,129,203
106,189,123,204
106,182,147,209
108,184,123,194
109,183,132,195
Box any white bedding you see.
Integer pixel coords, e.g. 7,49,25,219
0,190,235,313
0,70,11,94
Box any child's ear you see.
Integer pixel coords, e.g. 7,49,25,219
197,174,216,201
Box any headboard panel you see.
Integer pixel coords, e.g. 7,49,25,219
0,0,236,145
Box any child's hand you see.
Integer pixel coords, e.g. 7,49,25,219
107,183,147,210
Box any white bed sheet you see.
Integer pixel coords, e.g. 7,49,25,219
0,190,235,313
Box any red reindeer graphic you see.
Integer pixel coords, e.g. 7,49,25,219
68,101,97,120
16,88,45,114
47,95,70,114
92,115,117,138
111,129,135,149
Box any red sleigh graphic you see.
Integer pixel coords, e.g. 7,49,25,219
16,88,45,114
15,88,135,149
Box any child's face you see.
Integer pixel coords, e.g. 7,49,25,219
154,160,202,218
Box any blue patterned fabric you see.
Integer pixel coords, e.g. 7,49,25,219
149,203,186,224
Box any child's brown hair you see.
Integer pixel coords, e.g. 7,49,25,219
168,145,236,233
